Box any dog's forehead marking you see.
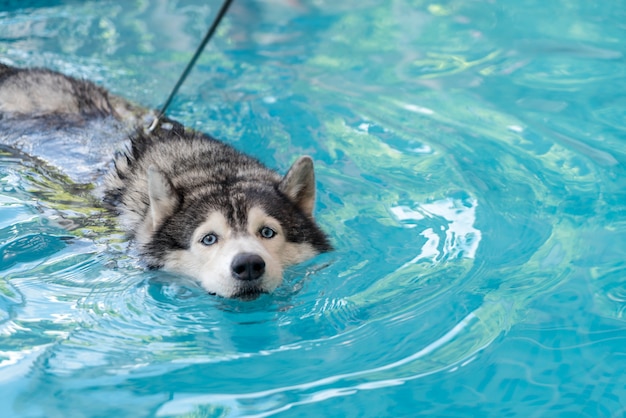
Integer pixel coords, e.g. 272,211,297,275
231,193,249,232
222,193,280,233
212,192,248,233
192,205,257,228
193,205,282,238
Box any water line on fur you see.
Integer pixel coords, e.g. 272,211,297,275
148,0,235,132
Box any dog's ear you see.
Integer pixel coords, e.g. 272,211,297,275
279,156,316,217
147,166,179,230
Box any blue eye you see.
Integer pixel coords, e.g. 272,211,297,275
260,226,276,239
200,233,218,246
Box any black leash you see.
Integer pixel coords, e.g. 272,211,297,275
148,0,234,132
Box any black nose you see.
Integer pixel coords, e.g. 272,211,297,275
231,253,266,281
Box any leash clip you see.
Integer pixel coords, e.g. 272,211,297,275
147,116,161,133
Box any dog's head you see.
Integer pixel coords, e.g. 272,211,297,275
134,156,331,299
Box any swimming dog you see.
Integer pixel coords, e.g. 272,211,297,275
0,64,332,299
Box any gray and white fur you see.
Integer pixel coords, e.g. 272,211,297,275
0,63,332,299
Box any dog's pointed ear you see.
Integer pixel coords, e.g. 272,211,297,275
279,156,316,217
147,166,178,230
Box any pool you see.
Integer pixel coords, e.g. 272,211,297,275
1,0,625,416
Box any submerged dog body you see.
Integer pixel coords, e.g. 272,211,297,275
0,64,331,298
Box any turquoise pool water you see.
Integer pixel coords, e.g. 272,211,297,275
1,0,626,416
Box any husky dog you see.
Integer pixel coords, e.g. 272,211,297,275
0,63,332,299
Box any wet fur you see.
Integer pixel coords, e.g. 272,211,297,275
0,63,332,298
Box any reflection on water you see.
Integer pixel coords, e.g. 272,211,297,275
1,0,626,416
391,196,481,263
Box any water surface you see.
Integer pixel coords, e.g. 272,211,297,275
1,0,626,416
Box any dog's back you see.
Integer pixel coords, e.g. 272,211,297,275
0,64,149,184
0,63,114,117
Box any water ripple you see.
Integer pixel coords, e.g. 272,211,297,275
2,0,626,416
